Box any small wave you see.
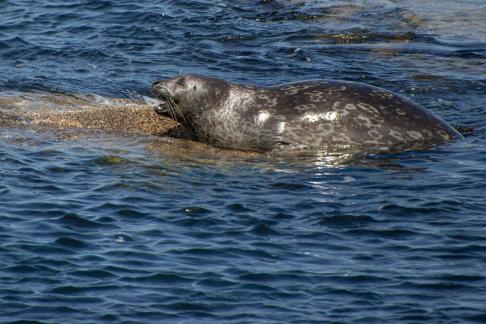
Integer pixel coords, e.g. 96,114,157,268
318,214,378,227
59,213,105,229
54,237,89,249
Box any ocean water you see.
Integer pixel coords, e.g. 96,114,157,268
1,0,486,322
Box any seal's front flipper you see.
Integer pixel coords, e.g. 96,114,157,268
165,124,196,140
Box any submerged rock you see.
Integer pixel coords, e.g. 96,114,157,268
0,92,190,138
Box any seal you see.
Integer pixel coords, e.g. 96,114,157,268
151,75,462,152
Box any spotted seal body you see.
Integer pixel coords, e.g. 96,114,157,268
152,75,462,152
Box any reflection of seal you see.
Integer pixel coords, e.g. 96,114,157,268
152,75,462,152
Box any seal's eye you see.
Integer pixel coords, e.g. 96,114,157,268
192,85,197,91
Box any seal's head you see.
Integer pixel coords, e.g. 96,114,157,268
152,75,230,127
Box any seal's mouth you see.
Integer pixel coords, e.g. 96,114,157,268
152,89,186,124
154,96,170,116
153,88,172,117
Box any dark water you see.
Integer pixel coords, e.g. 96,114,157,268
1,0,486,322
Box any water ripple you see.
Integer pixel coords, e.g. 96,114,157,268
0,0,485,323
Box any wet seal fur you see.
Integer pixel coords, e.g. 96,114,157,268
152,75,462,152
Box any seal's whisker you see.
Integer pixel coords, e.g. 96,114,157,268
169,97,186,123
156,93,178,121
161,95,176,121
168,102,177,121
165,97,177,120
166,97,183,123
168,101,178,121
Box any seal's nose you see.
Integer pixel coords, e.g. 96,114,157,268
152,80,164,96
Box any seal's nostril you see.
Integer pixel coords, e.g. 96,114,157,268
152,80,162,87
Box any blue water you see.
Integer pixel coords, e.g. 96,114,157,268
1,1,486,322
